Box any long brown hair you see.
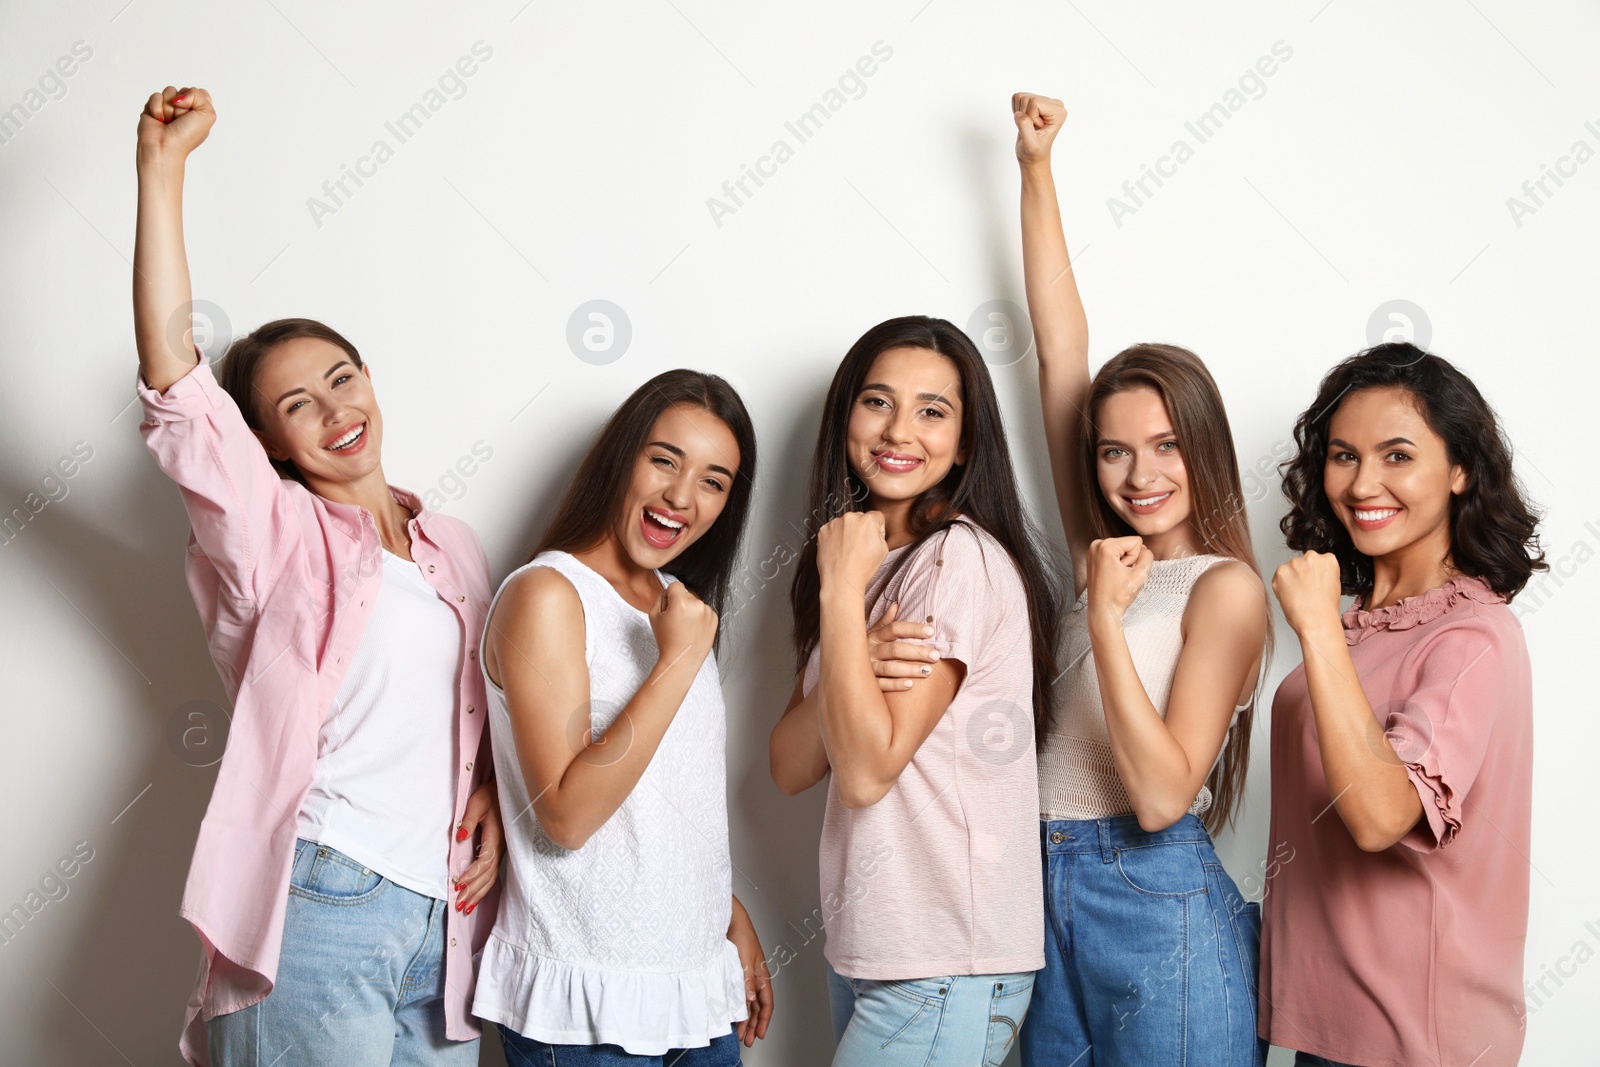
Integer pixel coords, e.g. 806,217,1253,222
790,316,1063,732
535,369,757,630
217,317,365,486
1083,343,1270,833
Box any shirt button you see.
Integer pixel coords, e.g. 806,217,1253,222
466,762,473,771
1050,831,1065,844
469,650,477,660
428,564,437,573
457,595,466,603
467,705,475,715
450,937,457,947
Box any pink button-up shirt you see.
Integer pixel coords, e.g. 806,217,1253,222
1259,575,1533,1067
139,357,497,1067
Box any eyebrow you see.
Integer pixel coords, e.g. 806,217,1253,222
859,382,957,407
1096,430,1175,447
274,361,353,407
648,440,735,480
1328,436,1416,450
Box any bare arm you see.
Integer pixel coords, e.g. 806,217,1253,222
487,569,715,850
1274,552,1423,851
134,86,215,394
769,604,940,796
1088,546,1267,831
1015,92,1093,586
813,513,964,809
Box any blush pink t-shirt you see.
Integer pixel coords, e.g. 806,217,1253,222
803,522,1045,980
1259,576,1534,1067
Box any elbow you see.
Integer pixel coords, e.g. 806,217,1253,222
835,773,891,810
538,810,593,853
1133,799,1188,835
1350,821,1407,853
768,743,815,797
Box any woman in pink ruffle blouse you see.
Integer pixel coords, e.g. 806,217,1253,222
1261,342,1545,1067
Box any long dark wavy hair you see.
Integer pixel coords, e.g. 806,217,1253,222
789,316,1063,731
536,369,758,631
1081,343,1271,833
218,317,364,486
1279,342,1545,599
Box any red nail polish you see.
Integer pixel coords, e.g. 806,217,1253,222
465,903,475,915
455,882,464,892
173,94,187,103
455,901,463,911
455,826,469,841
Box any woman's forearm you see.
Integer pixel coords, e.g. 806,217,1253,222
816,585,897,802
1089,611,1203,829
133,148,200,393
1297,623,1423,850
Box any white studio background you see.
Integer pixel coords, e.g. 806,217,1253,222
1,1,1596,1064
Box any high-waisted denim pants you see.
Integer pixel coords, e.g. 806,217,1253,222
206,839,476,1067
1019,814,1263,1067
827,963,1035,1066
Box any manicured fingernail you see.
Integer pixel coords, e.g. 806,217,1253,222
465,903,475,915
455,882,464,892
455,901,463,911
174,94,187,103
455,826,469,841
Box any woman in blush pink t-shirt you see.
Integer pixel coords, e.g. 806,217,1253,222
770,316,1063,1067
1265,343,1543,1067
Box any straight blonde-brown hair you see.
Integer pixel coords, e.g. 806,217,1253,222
1080,343,1271,833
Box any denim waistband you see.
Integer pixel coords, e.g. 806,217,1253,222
1040,812,1212,858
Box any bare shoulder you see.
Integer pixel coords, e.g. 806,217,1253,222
1185,558,1269,634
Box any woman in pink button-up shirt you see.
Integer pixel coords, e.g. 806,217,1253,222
1264,342,1545,1067
134,87,502,1067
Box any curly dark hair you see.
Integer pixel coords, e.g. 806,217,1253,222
1279,342,1545,599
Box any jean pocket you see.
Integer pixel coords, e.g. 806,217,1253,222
856,977,946,1050
1115,844,1209,898
290,843,387,905
984,975,1034,1067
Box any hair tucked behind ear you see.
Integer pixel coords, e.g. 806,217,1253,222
1279,342,1546,599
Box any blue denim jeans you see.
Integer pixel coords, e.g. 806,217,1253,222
498,1029,742,1066
827,963,1035,1066
206,839,476,1067
1019,815,1262,1067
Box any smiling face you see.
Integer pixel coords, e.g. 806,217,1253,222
846,346,966,516
1093,385,1195,549
1323,385,1464,564
614,403,740,570
251,335,383,487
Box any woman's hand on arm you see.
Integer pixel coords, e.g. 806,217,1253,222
489,570,713,851
134,86,215,394
728,894,773,1047
815,513,965,808
768,603,940,796
1015,92,1093,577
1273,552,1423,850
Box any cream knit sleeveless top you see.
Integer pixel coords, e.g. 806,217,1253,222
1038,553,1245,820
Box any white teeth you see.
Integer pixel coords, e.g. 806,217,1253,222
327,425,364,450
646,509,684,529
1356,508,1399,521
1129,492,1171,506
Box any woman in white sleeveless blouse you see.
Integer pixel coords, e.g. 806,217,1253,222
1012,93,1273,1067
474,371,773,1066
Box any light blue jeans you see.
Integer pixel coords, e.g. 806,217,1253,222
206,839,478,1067
827,962,1034,1066
1020,815,1263,1067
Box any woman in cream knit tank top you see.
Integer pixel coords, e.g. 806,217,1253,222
1012,93,1271,1067
1039,553,1248,821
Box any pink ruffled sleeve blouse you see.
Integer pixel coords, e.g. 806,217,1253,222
1259,575,1534,1067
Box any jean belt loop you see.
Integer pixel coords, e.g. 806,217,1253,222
1098,818,1116,863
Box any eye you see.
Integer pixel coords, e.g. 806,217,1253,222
332,373,353,387
1329,449,1357,463
1101,447,1127,460
651,455,675,469
285,399,308,414
702,477,727,493
861,396,890,410
918,406,946,419
1385,450,1412,463
1156,439,1178,453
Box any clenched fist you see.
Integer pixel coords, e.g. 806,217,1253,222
137,85,214,160
1013,92,1065,167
